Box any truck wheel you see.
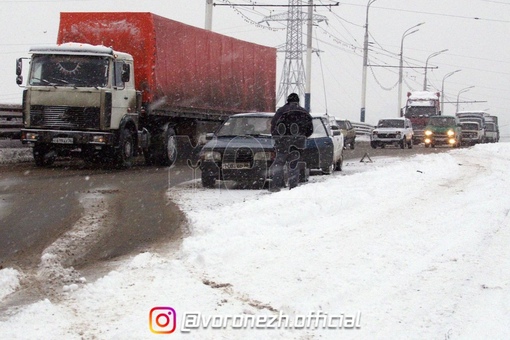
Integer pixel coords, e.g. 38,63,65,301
33,143,55,167
115,128,134,168
201,174,216,188
161,128,177,166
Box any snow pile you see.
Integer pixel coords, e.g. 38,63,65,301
0,268,20,301
0,143,509,339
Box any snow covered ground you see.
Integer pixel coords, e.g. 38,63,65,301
1,142,510,339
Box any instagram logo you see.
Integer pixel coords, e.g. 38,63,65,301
149,307,176,334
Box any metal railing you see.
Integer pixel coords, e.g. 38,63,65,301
0,104,22,139
351,122,374,136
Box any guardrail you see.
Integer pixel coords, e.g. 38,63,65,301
0,104,23,139
352,122,374,136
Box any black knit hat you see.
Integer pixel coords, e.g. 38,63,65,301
287,93,300,103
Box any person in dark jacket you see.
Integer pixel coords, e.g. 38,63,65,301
269,93,313,192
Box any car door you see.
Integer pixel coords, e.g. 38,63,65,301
306,118,334,170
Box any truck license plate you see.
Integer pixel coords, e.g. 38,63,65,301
222,162,250,170
52,137,74,144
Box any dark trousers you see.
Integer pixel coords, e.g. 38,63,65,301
270,136,306,190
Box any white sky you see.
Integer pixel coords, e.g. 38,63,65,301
1,141,510,339
1,1,509,133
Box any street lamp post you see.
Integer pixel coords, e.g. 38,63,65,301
423,49,448,90
456,86,474,112
441,69,461,114
397,22,425,117
360,0,378,123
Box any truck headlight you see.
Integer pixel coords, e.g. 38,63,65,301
24,131,38,141
425,130,432,136
254,151,275,161
447,130,455,137
92,135,107,144
201,150,221,162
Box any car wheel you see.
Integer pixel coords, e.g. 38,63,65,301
321,162,334,175
350,140,355,150
400,138,405,149
424,143,430,148
370,141,377,149
408,138,413,149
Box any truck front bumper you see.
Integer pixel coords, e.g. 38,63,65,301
21,128,115,146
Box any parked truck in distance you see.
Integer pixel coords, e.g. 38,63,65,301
456,111,488,144
404,91,441,144
484,115,499,142
17,12,276,167
460,121,484,146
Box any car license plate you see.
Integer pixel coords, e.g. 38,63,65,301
52,137,74,144
222,162,250,170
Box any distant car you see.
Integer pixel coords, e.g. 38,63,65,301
336,119,356,149
199,112,343,188
371,118,413,149
423,115,462,148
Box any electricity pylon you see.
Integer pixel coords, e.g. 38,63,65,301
261,0,326,107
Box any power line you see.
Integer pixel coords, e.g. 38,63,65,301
339,2,510,23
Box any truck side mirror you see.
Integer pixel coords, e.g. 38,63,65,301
16,58,23,76
16,58,23,85
121,64,130,83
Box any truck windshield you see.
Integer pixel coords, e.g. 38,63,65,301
217,116,272,137
405,106,434,118
29,55,109,88
461,123,479,130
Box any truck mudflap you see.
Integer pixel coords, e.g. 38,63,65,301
20,128,114,146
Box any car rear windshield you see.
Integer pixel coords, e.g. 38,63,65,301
217,116,272,136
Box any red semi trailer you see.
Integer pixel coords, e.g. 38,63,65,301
17,12,276,167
